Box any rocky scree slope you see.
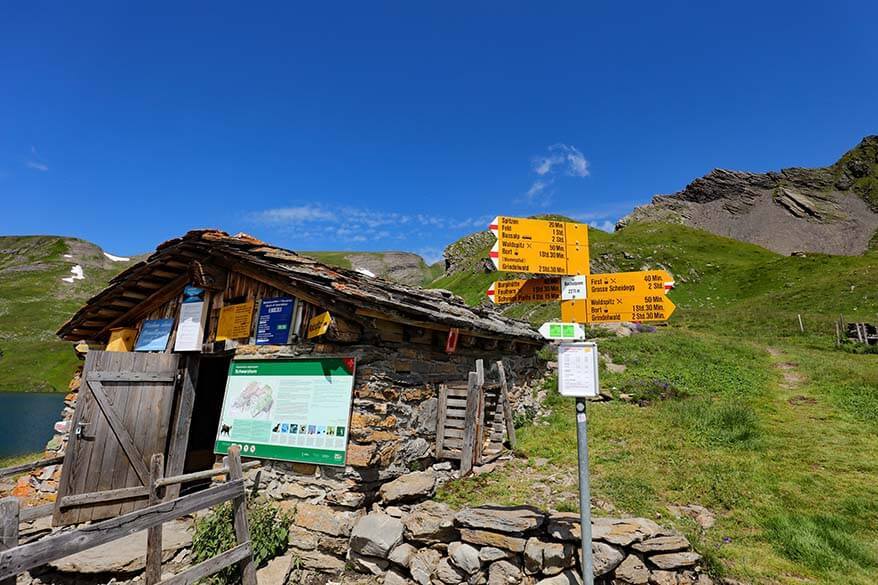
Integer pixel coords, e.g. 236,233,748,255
617,135,878,256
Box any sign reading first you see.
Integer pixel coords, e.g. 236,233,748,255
489,216,589,275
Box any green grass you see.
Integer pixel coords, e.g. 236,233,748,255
0,236,134,391
432,223,878,583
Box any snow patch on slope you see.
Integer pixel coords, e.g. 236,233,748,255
104,252,130,262
355,268,376,277
62,265,84,283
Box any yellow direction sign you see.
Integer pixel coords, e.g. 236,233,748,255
487,277,560,304
489,216,589,275
587,270,675,323
307,311,332,338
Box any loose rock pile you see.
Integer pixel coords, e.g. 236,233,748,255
285,501,713,585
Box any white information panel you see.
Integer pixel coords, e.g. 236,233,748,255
558,341,600,397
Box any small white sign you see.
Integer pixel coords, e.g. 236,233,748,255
561,275,587,300
558,342,600,398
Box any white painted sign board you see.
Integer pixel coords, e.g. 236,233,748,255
558,342,600,397
561,275,587,300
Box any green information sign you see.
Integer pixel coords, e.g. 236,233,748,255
214,358,356,466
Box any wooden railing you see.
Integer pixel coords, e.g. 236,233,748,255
0,446,257,585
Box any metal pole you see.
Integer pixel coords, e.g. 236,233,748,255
575,397,593,585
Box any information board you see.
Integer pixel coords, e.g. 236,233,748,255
174,285,207,352
214,358,356,466
255,297,296,345
216,301,255,341
135,319,175,352
558,342,599,397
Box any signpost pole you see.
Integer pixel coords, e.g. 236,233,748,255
576,397,593,585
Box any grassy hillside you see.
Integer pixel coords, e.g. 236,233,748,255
0,236,135,391
432,222,878,583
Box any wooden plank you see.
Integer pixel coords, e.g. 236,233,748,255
0,480,245,581
225,447,256,585
0,497,19,585
146,454,164,585
446,398,468,409
443,438,464,449
476,359,485,386
104,354,141,520
158,543,251,585
19,504,54,524
88,372,177,382
444,428,465,439
435,384,448,461
84,351,128,522
96,274,190,338
58,486,149,508
444,387,469,398
0,456,64,480
157,461,260,488
54,351,102,525
444,418,465,430
497,361,517,450
165,355,199,499
460,372,480,476
87,379,150,485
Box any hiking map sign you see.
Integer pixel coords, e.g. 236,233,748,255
214,358,356,466
582,270,676,323
489,216,589,275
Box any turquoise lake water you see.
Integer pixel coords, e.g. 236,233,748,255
0,392,66,459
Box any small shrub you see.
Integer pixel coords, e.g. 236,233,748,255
191,498,292,585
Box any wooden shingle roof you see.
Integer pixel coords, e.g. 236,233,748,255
57,230,542,344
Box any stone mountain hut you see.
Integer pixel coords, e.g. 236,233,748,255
51,230,542,525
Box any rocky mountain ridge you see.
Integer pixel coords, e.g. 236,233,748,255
617,136,878,255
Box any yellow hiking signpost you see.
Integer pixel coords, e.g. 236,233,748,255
489,216,589,275
485,216,678,585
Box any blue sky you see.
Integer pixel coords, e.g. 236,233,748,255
1,2,876,263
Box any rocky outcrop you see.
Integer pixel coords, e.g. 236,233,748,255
618,136,878,256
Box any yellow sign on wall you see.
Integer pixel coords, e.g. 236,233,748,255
216,301,255,341
307,311,332,339
106,327,138,352
489,216,589,275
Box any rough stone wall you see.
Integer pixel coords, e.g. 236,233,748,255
269,496,715,585
236,340,542,501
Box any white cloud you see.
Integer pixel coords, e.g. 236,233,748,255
589,220,616,233
531,143,590,178
26,161,48,172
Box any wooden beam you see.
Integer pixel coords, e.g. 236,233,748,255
146,454,164,585
496,361,517,450
164,355,199,499
0,456,64,480
58,486,149,508
158,543,251,585
225,447,256,585
0,480,244,581
0,498,19,585
88,371,177,383
460,372,480,477
96,274,189,338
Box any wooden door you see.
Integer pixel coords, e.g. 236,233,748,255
53,351,183,526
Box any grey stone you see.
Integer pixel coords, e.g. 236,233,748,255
410,548,442,585
385,568,413,585
535,570,582,585
546,513,580,541
459,529,527,552
667,505,716,531
524,538,573,576
326,488,366,508
415,397,438,434
479,547,509,562
401,437,431,463
433,461,453,472
487,560,522,585
649,552,701,570
613,554,649,584
404,500,458,544
287,524,318,550
380,471,437,503
350,550,390,575
455,506,545,533
295,502,360,537
592,517,662,546
449,541,481,574
648,571,678,585
49,520,192,573
256,553,292,585
436,557,468,584
389,542,418,568
592,542,624,577
632,535,690,554
350,512,406,558
296,550,346,573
